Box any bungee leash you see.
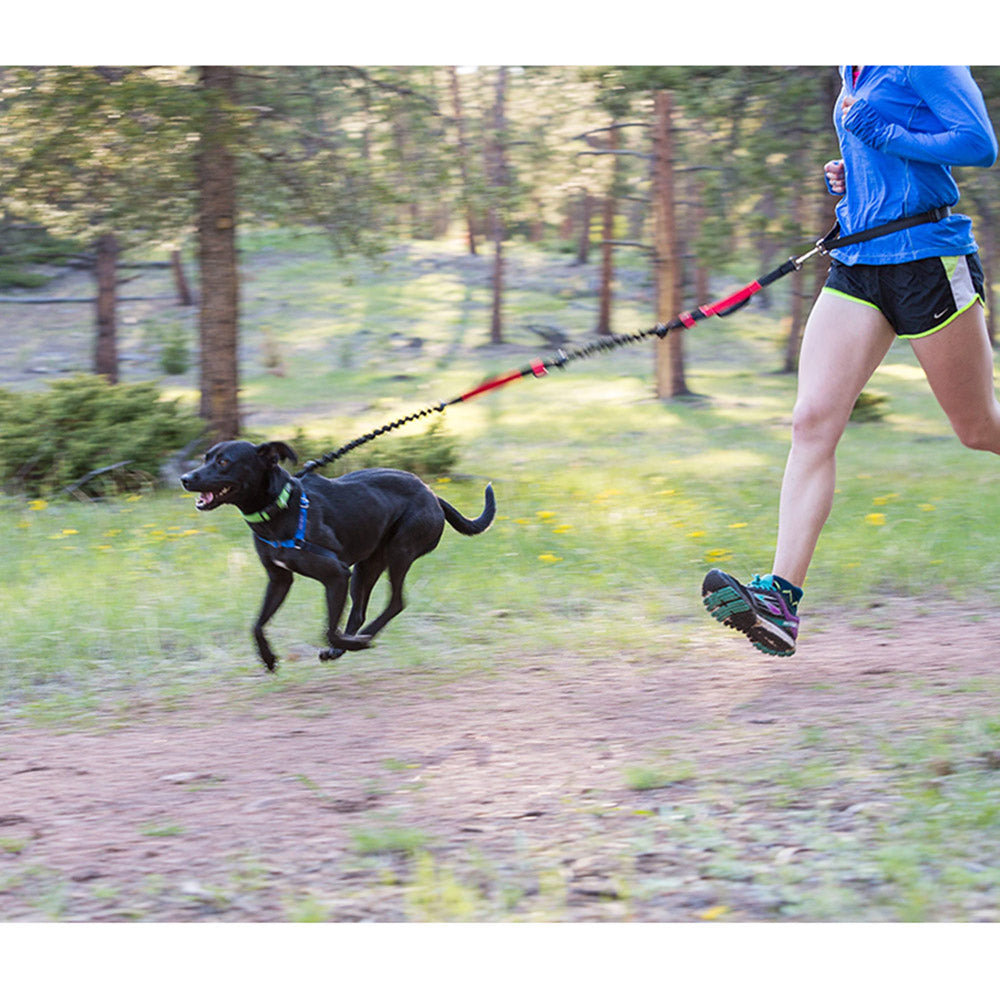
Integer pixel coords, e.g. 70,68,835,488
296,206,952,477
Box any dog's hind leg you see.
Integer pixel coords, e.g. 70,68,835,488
318,563,373,661
355,555,413,639
345,555,386,635
254,565,294,671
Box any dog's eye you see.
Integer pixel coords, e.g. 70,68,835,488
217,458,229,469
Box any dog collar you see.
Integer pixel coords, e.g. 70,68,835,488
247,487,334,559
243,482,294,523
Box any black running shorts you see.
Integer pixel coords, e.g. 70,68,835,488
822,252,985,338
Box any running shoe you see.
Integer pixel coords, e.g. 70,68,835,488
701,569,799,657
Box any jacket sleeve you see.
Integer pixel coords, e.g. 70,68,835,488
843,66,998,168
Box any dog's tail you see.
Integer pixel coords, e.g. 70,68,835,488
438,483,496,536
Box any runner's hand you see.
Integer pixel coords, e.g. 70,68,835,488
824,159,846,194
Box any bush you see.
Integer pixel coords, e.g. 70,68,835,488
367,417,460,478
0,375,204,497
850,390,889,423
0,222,82,290
142,317,193,376
0,267,51,289
287,416,460,480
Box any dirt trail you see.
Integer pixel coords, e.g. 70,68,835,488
2,599,997,921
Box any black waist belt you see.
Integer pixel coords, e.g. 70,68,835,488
818,205,952,253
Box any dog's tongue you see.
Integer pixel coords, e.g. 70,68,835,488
197,491,214,508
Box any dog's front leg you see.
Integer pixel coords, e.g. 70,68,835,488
253,565,294,671
318,561,373,660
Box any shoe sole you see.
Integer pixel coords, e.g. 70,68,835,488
702,583,796,657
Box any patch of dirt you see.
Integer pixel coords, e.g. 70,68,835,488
2,599,998,922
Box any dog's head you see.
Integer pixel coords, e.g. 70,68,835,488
180,440,298,511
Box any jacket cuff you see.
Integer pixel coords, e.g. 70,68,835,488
842,99,891,150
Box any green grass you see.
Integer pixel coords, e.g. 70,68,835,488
349,823,431,857
624,761,696,790
1,235,999,719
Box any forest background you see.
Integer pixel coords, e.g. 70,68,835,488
5,64,1000,449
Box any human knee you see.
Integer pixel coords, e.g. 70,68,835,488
790,397,847,450
952,414,1000,453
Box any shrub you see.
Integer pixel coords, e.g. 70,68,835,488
0,375,204,497
850,390,889,423
0,223,81,290
366,417,459,478
287,417,460,479
146,319,192,376
0,267,51,289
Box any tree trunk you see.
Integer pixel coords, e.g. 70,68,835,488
392,116,420,237
754,190,778,309
596,123,618,336
575,188,593,265
197,65,240,440
490,233,505,344
487,67,509,344
782,170,807,374
449,66,477,256
652,92,689,399
783,261,806,374
171,249,193,306
93,232,119,383
530,196,544,242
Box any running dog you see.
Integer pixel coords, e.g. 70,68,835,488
180,440,495,671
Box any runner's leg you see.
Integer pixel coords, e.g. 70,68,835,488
771,291,897,588
909,302,1000,454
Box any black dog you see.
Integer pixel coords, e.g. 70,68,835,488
180,440,495,671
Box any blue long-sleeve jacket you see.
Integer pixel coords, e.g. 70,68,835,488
828,65,997,265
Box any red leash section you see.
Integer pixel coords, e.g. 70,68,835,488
449,358,550,404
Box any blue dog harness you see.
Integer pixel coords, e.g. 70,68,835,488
244,483,334,558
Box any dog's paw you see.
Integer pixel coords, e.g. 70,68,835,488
327,632,373,652
318,647,346,662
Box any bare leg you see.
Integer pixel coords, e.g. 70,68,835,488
771,292,896,588
909,303,1000,454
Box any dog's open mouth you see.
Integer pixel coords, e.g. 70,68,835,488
195,486,233,510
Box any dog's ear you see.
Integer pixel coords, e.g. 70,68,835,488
256,441,297,467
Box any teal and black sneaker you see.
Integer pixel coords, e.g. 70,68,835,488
701,569,800,657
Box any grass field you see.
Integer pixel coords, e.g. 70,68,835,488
2,233,1000,928
4,233,999,715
